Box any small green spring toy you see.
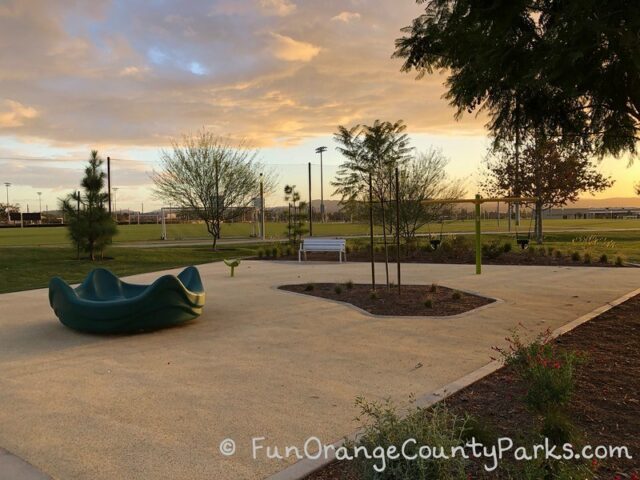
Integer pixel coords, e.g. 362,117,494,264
223,258,241,277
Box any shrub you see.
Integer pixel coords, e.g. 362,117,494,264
257,248,264,259
272,246,280,258
615,256,624,266
430,283,438,293
424,299,433,309
493,329,582,415
583,253,592,264
345,280,354,290
334,284,343,295
503,242,512,253
547,246,554,256
369,290,378,300
571,251,581,262
538,246,547,256
482,240,503,260
348,397,468,480
554,249,563,259
599,254,608,264
304,283,314,291
264,248,272,258
451,291,462,301
285,246,293,256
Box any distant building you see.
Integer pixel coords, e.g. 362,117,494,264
543,207,640,219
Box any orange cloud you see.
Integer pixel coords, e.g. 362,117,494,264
270,33,320,62
0,100,38,127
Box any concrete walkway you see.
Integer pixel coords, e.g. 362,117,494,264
0,261,637,479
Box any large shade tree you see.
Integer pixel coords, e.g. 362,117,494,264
482,136,613,242
394,0,640,158
152,131,274,249
60,150,117,260
333,120,412,287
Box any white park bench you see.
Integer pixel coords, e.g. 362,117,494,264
298,238,347,263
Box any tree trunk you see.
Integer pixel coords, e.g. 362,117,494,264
535,200,544,243
379,197,390,289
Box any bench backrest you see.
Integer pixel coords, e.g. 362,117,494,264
301,238,346,251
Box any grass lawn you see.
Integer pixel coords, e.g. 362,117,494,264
1,218,640,246
0,244,262,294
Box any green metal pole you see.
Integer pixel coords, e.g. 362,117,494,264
475,194,482,275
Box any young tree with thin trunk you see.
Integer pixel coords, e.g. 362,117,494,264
60,150,117,260
152,130,274,250
386,149,466,248
482,136,613,243
333,120,412,288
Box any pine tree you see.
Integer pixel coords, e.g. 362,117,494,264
61,150,117,260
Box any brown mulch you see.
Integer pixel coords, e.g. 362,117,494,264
279,283,494,316
261,249,620,267
305,294,640,479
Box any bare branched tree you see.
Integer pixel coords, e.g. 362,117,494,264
152,130,275,249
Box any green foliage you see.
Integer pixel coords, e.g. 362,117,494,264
451,292,462,301
257,248,264,259
334,284,343,295
599,254,608,264
284,184,307,246
424,299,433,309
547,246,554,256
430,283,438,293
503,242,512,253
583,253,591,264
271,246,279,258
615,256,624,266
493,328,582,446
394,0,640,158
571,251,581,262
304,283,314,291
60,150,117,261
349,397,468,480
369,290,379,300
482,240,503,260
555,249,563,259
345,280,354,290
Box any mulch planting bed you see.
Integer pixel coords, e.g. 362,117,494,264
305,293,640,479
263,249,620,267
279,283,494,316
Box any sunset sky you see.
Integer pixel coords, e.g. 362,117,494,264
1,0,638,212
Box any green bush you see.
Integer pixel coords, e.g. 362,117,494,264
554,249,563,259
599,254,608,264
272,247,280,258
348,398,468,480
257,248,264,259
482,240,503,260
583,253,592,264
547,246,554,256
424,299,433,309
334,284,343,295
451,291,462,301
369,290,378,300
285,246,293,256
615,256,624,266
430,283,438,293
304,283,314,291
571,251,581,262
503,242,512,253
346,280,354,290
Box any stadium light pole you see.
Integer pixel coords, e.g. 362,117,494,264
315,146,327,222
113,187,119,221
4,182,10,206
37,192,42,212
107,156,112,214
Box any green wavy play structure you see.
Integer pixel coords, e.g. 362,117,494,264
49,266,205,334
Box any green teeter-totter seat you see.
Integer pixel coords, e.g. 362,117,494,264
49,266,205,334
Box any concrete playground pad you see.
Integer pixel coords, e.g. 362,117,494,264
0,261,638,479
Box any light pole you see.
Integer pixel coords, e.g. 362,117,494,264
113,187,119,221
37,192,42,212
4,182,10,206
315,146,327,222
